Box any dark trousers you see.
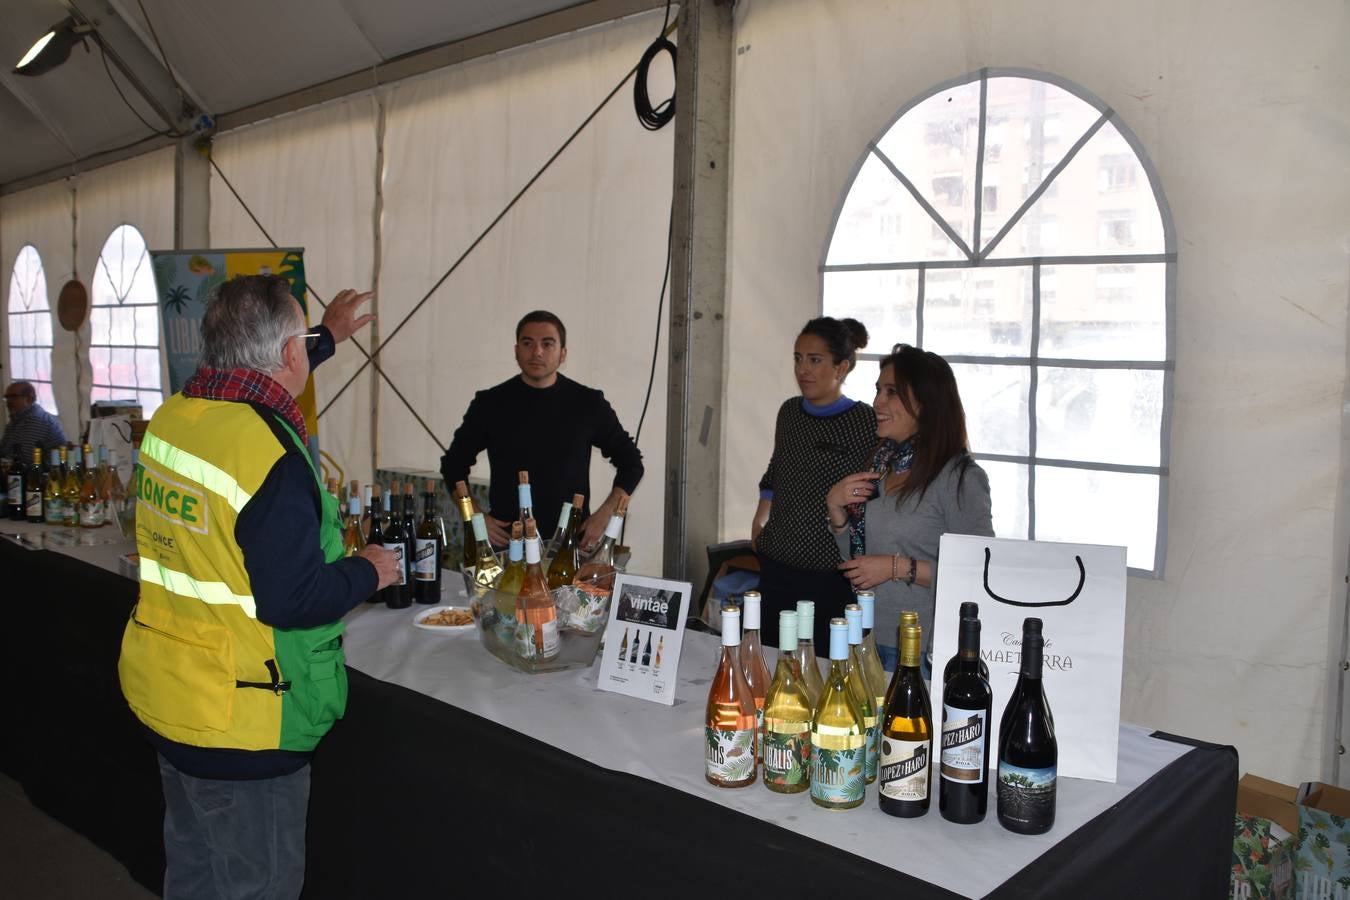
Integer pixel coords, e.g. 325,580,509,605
755,553,857,655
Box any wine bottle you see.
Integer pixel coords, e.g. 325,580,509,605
570,496,628,619
944,601,990,684
629,628,641,664
997,618,1057,835
106,450,129,534
62,445,81,525
843,604,880,784
763,609,812,794
879,623,933,817
654,636,664,669
885,610,921,711
495,521,526,617
546,493,584,589
641,631,652,667
3,456,21,521
471,514,505,586
362,485,384,603
78,443,103,528
739,591,772,764
810,618,867,809
517,470,533,526
616,627,630,662
414,480,444,604
940,616,992,824
382,482,412,609
343,482,364,556
401,483,419,602
42,449,62,524
856,591,889,704
793,600,826,708
704,606,758,788
24,448,44,523
545,500,573,559
515,517,559,660
96,447,115,526
453,480,478,571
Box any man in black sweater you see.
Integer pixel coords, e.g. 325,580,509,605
439,310,643,550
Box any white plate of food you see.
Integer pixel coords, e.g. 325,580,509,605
413,606,476,632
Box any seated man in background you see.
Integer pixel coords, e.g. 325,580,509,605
1,380,67,461
440,310,643,550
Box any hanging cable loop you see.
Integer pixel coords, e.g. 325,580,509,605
633,35,676,131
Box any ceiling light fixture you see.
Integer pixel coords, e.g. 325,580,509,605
14,16,93,76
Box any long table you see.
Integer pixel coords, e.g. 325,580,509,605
0,525,1237,898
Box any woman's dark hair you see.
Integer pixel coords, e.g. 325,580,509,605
879,344,973,504
799,316,869,372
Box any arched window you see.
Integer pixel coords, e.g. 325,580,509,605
7,245,57,413
90,224,162,417
823,70,1174,574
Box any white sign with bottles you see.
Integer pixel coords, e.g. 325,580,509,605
596,573,691,706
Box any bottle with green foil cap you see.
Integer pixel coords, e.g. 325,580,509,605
810,618,867,809
844,604,880,784
794,600,826,709
763,609,812,793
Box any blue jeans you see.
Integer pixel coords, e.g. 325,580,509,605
158,754,310,900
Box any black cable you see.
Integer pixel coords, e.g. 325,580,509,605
633,1,677,131
98,40,185,139
136,0,189,108
633,202,673,447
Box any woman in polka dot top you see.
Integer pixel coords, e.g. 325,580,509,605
752,317,877,651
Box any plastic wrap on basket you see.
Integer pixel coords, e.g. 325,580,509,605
465,564,608,673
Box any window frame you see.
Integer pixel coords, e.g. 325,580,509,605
6,243,58,414
819,67,1176,578
88,223,164,415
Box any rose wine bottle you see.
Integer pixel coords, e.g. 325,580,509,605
810,618,867,810
705,606,758,788
739,591,772,763
763,609,812,794
879,623,933,818
514,517,559,660
844,604,880,784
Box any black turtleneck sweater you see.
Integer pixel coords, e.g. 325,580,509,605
439,373,643,537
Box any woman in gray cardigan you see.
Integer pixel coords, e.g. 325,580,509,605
825,345,993,675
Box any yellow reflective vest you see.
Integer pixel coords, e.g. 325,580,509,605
119,394,347,753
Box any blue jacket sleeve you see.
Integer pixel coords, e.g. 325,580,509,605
235,451,378,629
306,324,336,371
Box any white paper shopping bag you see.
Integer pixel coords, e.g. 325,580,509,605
931,534,1126,783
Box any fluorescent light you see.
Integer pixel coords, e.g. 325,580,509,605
16,30,56,70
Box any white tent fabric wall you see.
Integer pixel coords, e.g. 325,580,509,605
724,0,1350,785
75,148,175,424
209,97,380,486
1,181,76,437
378,10,671,575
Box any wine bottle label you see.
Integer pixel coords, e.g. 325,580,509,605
5,475,19,503
810,745,865,805
25,490,42,516
45,501,63,524
537,617,560,658
413,539,438,580
705,727,756,783
879,737,931,801
997,762,1056,828
62,504,76,524
80,502,104,526
941,705,987,783
390,544,407,585
762,722,810,788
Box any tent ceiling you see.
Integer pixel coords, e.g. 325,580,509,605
0,0,619,188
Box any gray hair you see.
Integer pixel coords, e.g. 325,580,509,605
199,275,304,372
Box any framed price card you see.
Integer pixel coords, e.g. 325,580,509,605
596,573,690,706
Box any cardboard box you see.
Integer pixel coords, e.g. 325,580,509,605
1295,782,1350,900
1233,774,1297,900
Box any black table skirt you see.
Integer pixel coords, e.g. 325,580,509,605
0,538,1237,898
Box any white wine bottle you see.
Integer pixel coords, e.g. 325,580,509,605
843,604,880,785
879,623,933,818
762,609,812,794
471,513,504,587
810,618,866,810
794,600,826,708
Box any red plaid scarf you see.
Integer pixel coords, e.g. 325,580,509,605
182,367,308,445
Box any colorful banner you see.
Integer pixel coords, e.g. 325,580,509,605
149,248,319,446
